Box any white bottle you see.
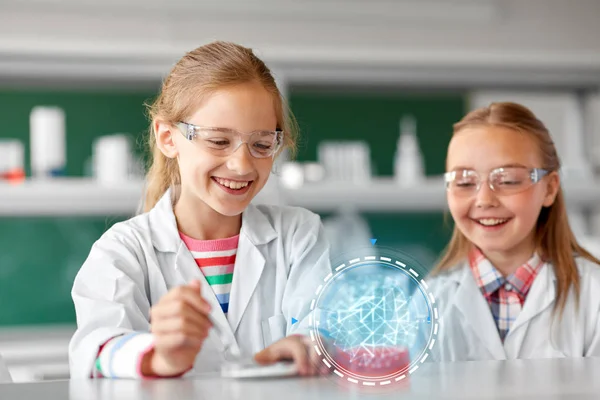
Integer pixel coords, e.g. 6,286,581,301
30,106,66,178
394,115,425,186
92,134,132,185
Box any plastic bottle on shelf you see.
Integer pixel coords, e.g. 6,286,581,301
0,139,26,184
92,134,132,185
30,106,66,178
394,115,425,186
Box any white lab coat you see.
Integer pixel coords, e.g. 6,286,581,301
0,354,11,383
69,189,332,378
427,257,600,361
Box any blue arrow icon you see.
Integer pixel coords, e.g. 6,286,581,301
370,238,377,245
291,317,298,325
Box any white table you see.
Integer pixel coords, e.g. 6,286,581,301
1,357,599,399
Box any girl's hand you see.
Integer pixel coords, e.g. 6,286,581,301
254,334,331,376
141,280,212,377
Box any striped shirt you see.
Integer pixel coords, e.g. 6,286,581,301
179,232,239,316
468,247,545,341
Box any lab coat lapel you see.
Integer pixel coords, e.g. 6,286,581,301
173,243,234,344
505,264,555,353
148,188,235,347
227,204,277,334
452,264,506,360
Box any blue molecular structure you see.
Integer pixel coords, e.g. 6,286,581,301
316,263,432,371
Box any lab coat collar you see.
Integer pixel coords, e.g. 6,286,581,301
148,189,179,253
442,263,467,283
449,262,507,359
148,188,279,253
240,204,279,246
506,262,556,342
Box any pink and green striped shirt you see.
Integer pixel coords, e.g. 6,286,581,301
179,232,239,315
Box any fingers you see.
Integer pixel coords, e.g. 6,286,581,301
151,311,212,336
304,336,329,375
254,336,314,376
151,300,212,328
310,336,334,375
162,284,211,315
151,307,212,354
289,339,312,376
150,281,213,352
145,281,214,377
188,279,202,291
253,346,274,365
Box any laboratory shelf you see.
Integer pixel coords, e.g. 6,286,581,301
0,178,146,217
0,177,599,216
282,177,448,212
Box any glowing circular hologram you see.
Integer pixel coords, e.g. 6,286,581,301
309,250,438,387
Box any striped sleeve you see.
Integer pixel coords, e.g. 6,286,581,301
94,333,155,379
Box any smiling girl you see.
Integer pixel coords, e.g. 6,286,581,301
429,102,600,361
69,41,331,379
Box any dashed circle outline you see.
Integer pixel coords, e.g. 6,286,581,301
309,255,439,387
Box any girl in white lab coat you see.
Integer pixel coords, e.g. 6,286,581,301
69,41,332,379
429,101,600,361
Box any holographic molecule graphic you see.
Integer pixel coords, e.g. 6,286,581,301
323,277,416,366
309,251,438,387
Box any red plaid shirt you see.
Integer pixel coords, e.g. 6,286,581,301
468,248,545,341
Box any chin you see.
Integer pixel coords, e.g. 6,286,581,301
212,203,248,217
474,245,505,254
471,240,514,255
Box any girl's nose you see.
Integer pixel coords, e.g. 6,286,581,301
475,182,499,208
225,143,254,175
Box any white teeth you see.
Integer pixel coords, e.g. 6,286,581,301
478,218,508,226
215,178,250,190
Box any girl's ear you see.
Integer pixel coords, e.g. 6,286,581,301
542,171,560,207
154,119,178,158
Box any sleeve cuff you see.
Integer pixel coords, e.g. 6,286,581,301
97,333,154,379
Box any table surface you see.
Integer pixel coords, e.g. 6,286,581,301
1,357,600,400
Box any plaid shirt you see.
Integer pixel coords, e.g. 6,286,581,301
468,248,545,341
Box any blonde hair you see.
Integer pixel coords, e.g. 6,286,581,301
435,102,600,315
143,41,298,211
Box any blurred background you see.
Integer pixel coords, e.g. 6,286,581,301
0,0,599,383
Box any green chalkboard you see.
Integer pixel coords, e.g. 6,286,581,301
0,216,125,325
289,88,466,266
0,89,155,326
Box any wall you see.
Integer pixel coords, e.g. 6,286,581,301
0,0,599,87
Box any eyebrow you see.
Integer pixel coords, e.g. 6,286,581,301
448,163,529,171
